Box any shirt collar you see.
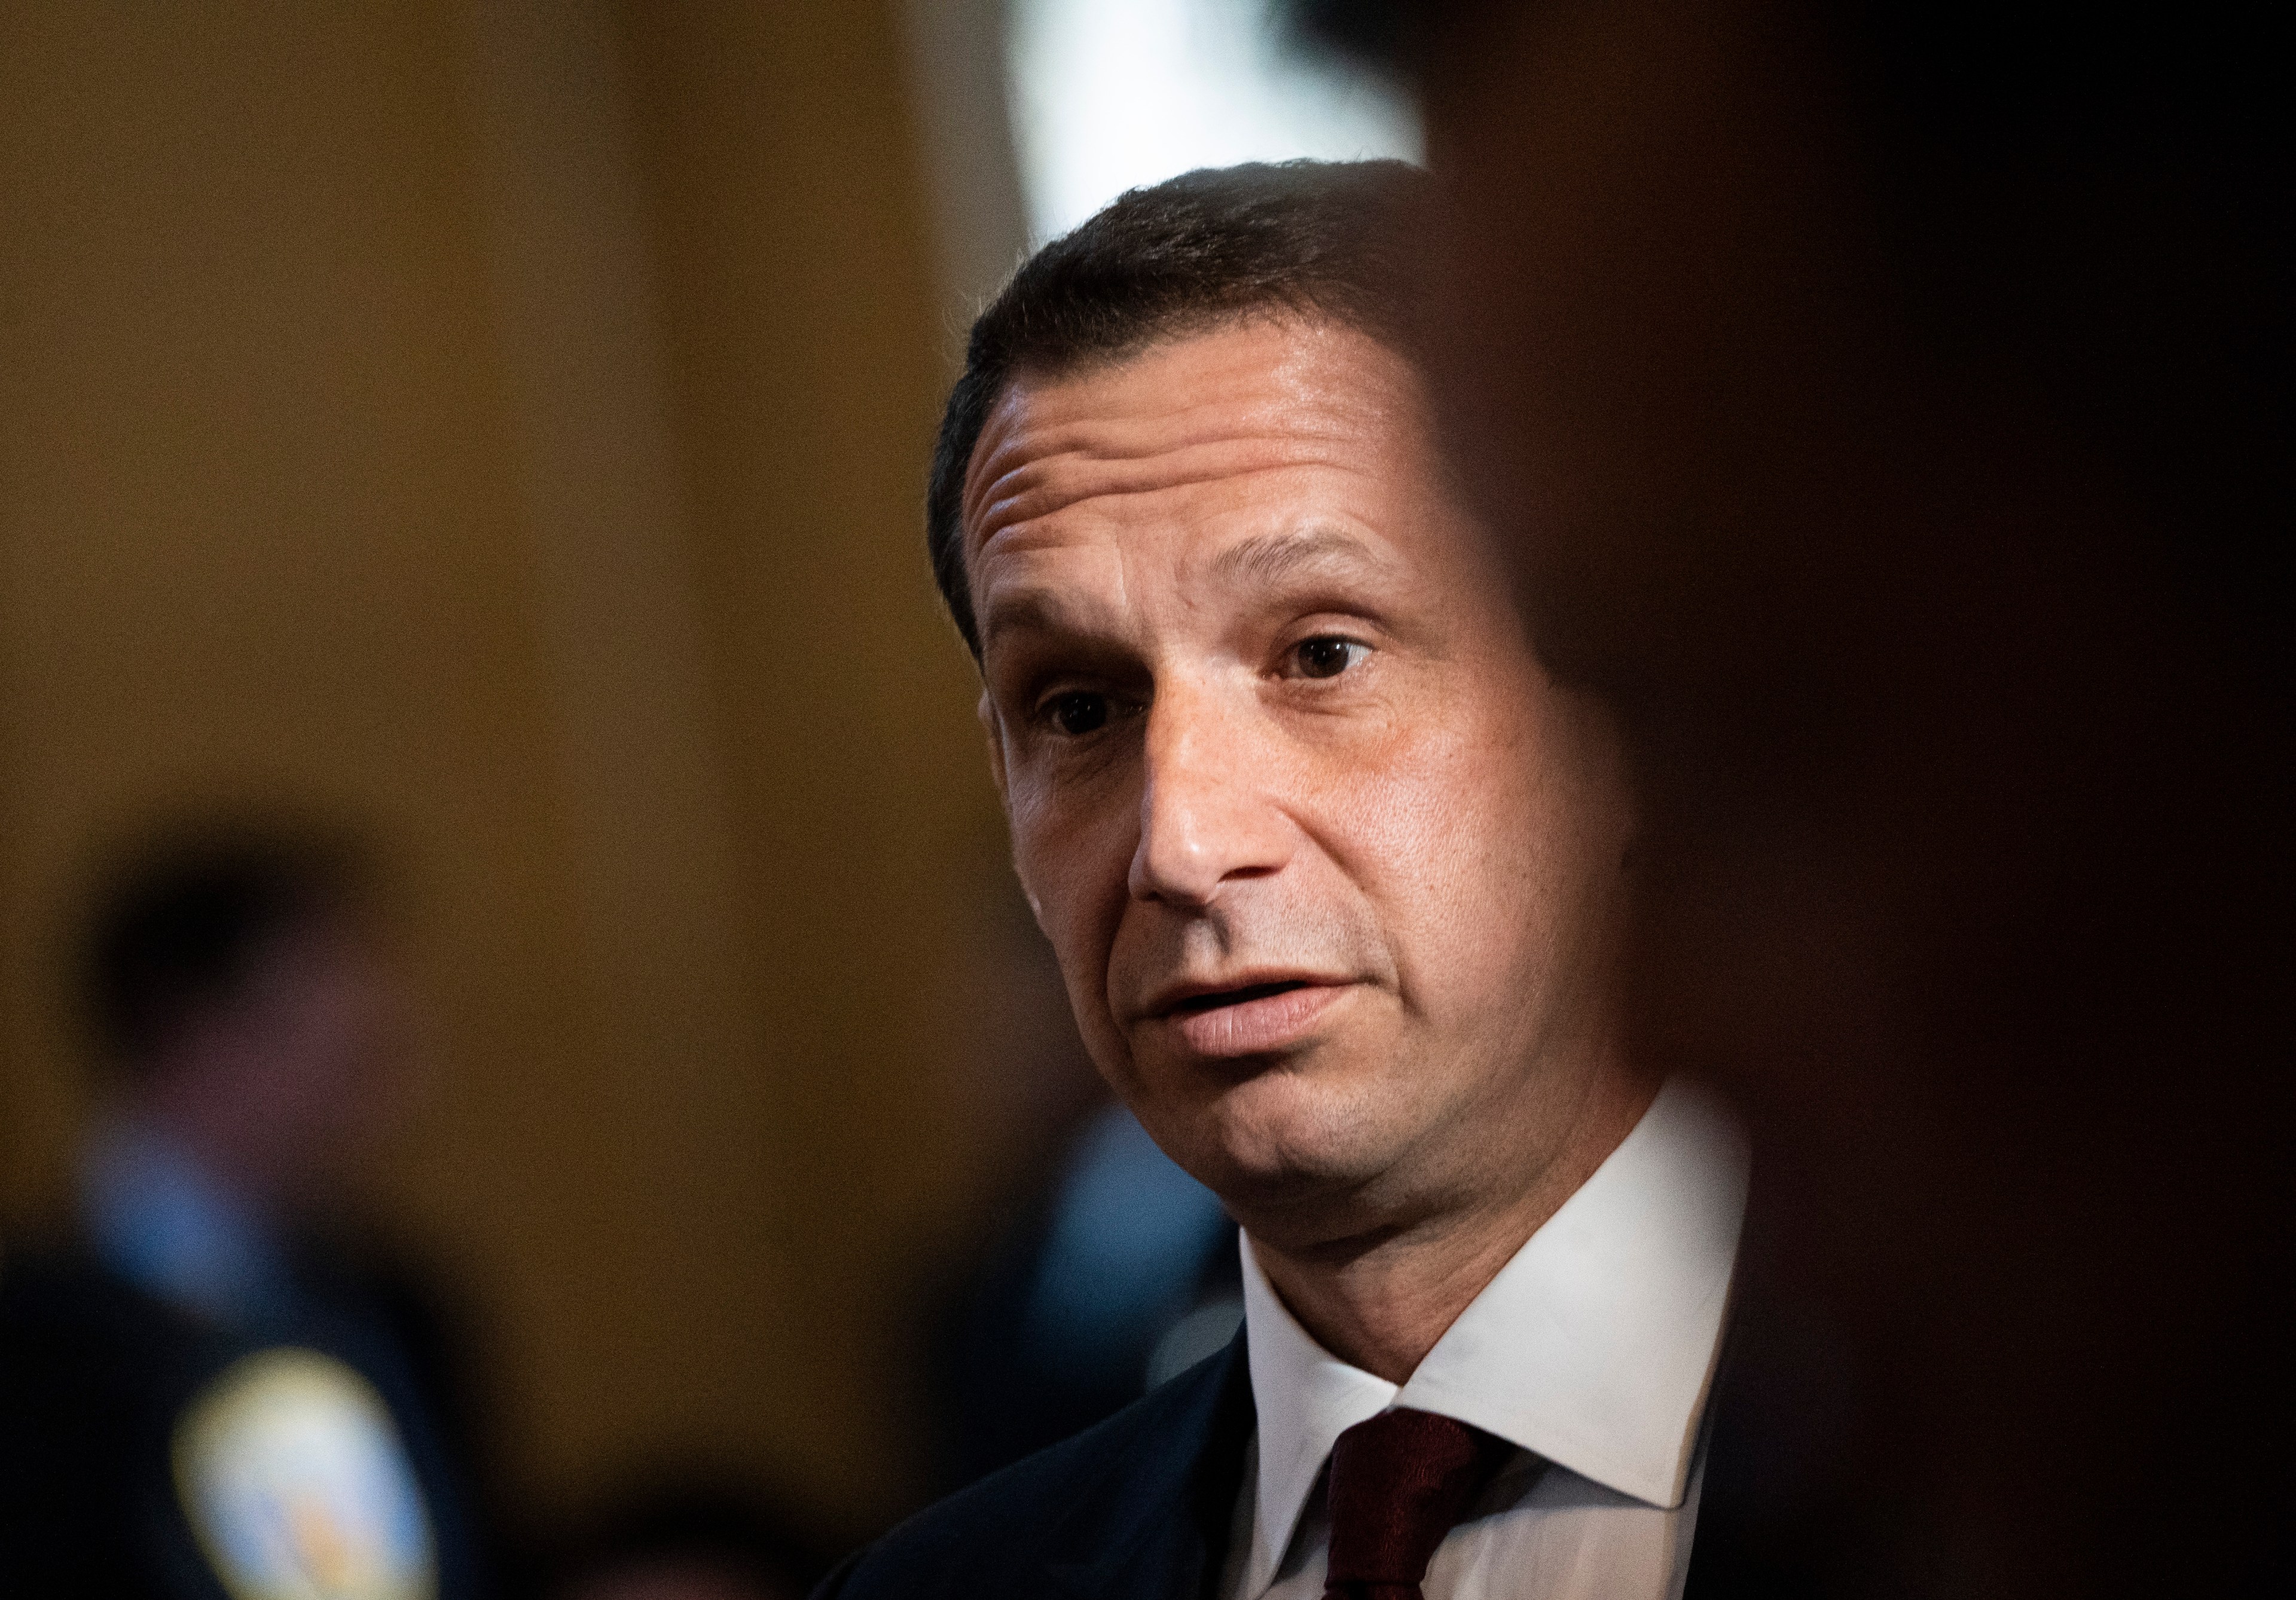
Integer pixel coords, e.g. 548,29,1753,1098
1237,1077,1750,1592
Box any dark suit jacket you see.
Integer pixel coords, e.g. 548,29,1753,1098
820,1304,1845,1600
821,1332,1256,1600
0,1250,252,1599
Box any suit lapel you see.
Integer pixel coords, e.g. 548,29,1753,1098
1043,1332,1257,1600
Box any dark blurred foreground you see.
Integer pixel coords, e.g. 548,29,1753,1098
1300,0,2290,1592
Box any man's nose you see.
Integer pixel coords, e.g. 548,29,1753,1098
1128,680,1292,908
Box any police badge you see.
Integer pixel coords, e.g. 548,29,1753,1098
173,1346,436,1600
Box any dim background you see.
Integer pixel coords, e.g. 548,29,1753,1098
0,0,1409,1550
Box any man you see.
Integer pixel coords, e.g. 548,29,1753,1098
1,822,494,1598
826,163,1748,1599
1288,2,2294,1593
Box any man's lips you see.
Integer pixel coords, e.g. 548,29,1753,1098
1143,976,1356,1058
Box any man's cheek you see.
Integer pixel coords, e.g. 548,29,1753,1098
1006,781,1070,925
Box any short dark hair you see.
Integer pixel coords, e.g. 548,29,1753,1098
81,821,372,1065
927,159,1431,658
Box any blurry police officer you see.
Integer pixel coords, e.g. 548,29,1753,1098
2,819,492,1599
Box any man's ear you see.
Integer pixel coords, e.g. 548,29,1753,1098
979,687,1012,811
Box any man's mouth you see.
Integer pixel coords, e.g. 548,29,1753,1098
1164,979,1315,1016
1149,977,1353,1058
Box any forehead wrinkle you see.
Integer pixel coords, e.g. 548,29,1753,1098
976,512,1398,662
963,384,1375,557
969,438,1378,570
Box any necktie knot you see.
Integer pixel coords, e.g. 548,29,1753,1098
1322,1407,1511,1600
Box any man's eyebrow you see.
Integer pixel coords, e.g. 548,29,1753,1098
979,587,1076,652
1212,527,1392,588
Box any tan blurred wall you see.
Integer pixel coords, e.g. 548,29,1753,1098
0,0,1002,1538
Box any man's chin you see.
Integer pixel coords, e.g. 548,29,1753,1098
1161,1074,1403,1218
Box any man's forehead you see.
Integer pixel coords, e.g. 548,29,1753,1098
961,320,1428,565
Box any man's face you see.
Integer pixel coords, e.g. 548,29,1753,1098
963,319,1631,1241
161,917,419,1206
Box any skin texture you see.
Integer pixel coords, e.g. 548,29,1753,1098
962,317,1651,1381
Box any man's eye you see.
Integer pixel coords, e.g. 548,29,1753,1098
1294,637,1367,680
1044,690,1110,736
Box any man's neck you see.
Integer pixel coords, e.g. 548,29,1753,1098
1248,1062,1657,1384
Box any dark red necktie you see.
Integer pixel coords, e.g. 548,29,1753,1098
1321,1407,1513,1600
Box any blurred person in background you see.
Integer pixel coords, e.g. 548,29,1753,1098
1286,1,2294,1593
825,162,1749,1600
926,883,1242,1495
3,819,497,1598
929,1098,1240,1490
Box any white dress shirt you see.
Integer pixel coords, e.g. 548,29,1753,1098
1217,1078,1750,1600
